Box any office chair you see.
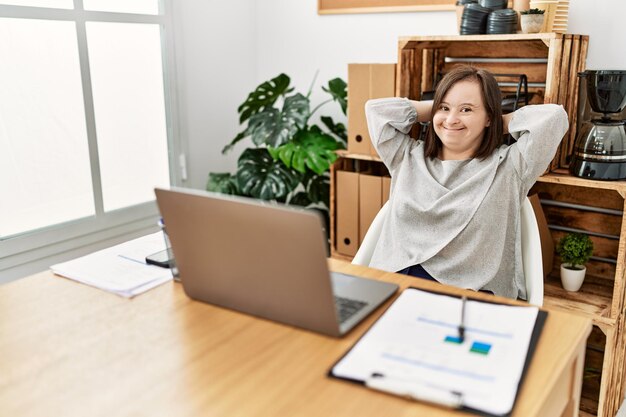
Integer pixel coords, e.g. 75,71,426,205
352,196,544,306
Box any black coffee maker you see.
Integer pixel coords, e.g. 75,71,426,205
570,70,626,180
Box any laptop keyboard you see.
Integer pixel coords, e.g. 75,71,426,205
334,296,369,324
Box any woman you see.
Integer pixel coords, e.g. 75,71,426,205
365,66,568,299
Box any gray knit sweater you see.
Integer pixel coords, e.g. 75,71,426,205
366,97,569,299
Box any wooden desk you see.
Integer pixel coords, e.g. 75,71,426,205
0,259,591,417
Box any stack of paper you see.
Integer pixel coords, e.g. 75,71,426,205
51,232,173,297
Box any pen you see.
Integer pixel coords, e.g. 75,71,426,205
366,373,463,409
458,295,467,343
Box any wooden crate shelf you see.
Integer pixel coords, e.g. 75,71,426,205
397,33,589,172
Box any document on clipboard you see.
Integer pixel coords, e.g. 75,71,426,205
329,288,546,417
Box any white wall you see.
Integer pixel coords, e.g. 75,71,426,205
256,0,457,134
171,0,258,190
175,0,626,189
568,0,626,70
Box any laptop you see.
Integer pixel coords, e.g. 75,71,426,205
154,187,398,337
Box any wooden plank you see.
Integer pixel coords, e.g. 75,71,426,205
434,48,445,83
398,33,559,43
544,37,564,171
560,35,582,169
557,34,572,106
421,48,435,93
441,62,548,83
401,40,451,50
596,318,626,417
531,181,626,211
397,48,413,98
579,36,590,74
445,39,550,59
543,206,622,237
610,198,626,325
544,37,563,104
411,47,424,100
537,173,626,194
552,34,572,170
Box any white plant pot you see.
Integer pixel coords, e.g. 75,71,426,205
560,263,586,292
520,14,544,33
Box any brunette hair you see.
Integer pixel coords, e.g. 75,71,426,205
424,66,503,160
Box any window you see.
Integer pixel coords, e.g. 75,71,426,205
0,1,181,281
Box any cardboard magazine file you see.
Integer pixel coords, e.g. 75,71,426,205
359,174,383,246
347,63,396,157
336,170,360,256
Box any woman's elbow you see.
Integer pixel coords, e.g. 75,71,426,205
543,104,570,137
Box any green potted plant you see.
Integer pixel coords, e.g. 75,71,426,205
207,73,347,230
520,8,545,33
556,232,594,292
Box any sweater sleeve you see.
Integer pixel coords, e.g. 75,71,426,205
508,104,569,191
365,97,419,173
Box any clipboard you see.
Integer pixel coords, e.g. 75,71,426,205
329,287,547,417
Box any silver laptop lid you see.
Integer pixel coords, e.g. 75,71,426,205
155,187,342,336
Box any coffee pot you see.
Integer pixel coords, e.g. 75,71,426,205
570,70,626,180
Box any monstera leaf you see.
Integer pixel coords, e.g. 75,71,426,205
271,125,342,175
206,172,240,195
246,93,309,148
322,77,347,115
209,72,347,215
237,73,293,123
287,191,313,207
236,148,300,200
306,173,330,208
321,116,347,143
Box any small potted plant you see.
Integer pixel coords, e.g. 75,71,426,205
520,8,545,34
556,232,594,292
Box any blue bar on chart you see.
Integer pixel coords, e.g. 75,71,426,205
470,341,492,355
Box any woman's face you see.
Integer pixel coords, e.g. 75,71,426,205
433,80,491,160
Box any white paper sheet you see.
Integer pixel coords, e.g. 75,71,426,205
332,288,539,416
50,232,173,297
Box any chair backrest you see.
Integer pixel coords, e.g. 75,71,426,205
520,196,544,306
352,197,544,306
351,201,390,267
